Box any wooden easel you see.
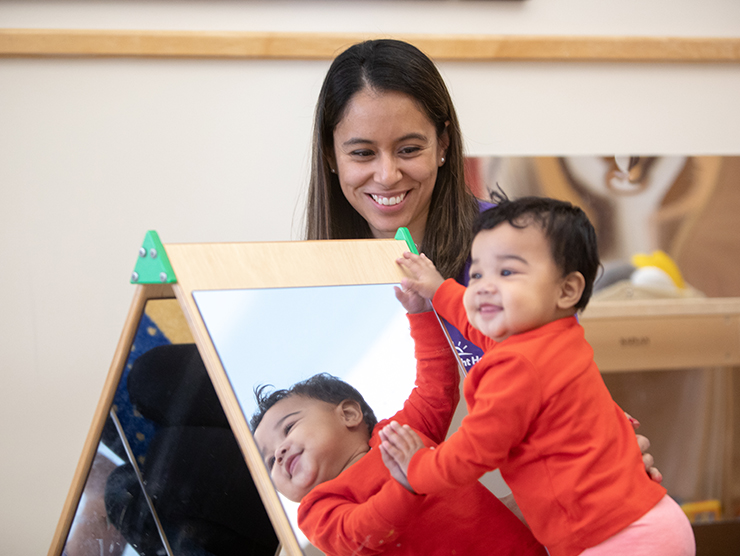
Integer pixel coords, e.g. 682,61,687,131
49,235,413,556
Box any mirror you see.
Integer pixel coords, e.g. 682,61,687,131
60,298,280,556
193,283,420,550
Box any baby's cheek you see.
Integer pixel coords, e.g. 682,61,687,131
462,292,477,321
462,289,472,310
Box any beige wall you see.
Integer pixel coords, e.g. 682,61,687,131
1,1,739,554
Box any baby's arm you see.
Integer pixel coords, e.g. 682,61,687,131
396,252,446,300
299,474,425,556
379,421,427,491
408,352,540,495
390,310,461,444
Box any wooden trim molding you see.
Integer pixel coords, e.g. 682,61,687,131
2,29,740,62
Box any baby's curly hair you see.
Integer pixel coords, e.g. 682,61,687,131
250,373,378,437
476,191,601,311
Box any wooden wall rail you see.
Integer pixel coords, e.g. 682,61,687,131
2,29,740,61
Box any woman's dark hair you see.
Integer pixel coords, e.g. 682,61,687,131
250,373,377,438
474,192,601,310
304,39,480,280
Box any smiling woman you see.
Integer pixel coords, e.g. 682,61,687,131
305,39,481,282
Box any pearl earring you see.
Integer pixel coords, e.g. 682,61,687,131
441,157,446,164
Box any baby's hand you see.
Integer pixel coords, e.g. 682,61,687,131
394,285,432,314
379,421,425,491
379,430,415,492
396,252,445,300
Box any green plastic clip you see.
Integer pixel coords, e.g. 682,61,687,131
394,227,418,255
130,230,177,284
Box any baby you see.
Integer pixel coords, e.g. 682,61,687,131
250,301,546,556
382,194,695,556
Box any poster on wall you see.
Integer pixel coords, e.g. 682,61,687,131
464,155,740,300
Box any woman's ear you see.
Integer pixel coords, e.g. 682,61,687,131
337,399,364,429
558,271,586,310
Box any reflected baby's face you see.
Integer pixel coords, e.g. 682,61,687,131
253,395,369,502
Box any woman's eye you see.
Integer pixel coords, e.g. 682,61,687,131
399,146,421,156
350,149,374,158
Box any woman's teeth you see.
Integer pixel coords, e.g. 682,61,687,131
371,193,406,206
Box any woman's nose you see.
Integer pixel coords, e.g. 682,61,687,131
375,155,402,186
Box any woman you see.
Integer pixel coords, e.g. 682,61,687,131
306,39,480,283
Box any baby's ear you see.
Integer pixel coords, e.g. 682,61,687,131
337,399,364,429
558,271,585,310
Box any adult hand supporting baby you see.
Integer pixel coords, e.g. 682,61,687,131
379,421,427,493
626,413,663,483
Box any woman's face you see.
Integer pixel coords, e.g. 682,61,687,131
332,88,448,242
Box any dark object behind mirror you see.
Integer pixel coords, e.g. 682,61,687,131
106,343,279,556
61,297,279,556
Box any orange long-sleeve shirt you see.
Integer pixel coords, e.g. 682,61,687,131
408,280,666,556
298,311,546,556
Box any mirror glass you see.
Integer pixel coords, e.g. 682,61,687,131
193,283,419,550
62,298,280,556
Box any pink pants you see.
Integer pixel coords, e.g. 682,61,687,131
579,495,695,556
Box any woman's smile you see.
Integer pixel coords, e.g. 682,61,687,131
369,191,407,207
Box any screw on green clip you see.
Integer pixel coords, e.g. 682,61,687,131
130,230,177,285
394,227,418,255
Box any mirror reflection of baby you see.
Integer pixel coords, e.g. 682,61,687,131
251,297,547,555
383,193,695,556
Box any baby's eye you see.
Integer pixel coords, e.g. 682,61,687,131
267,456,275,470
284,422,295,435
469,272,482,280
500,269,513,277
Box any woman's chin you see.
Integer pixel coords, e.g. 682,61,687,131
368,217,414,239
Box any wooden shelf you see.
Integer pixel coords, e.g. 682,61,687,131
581,297,740,372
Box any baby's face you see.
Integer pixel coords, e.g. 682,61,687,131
253,395,360,502
463,222,568,341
